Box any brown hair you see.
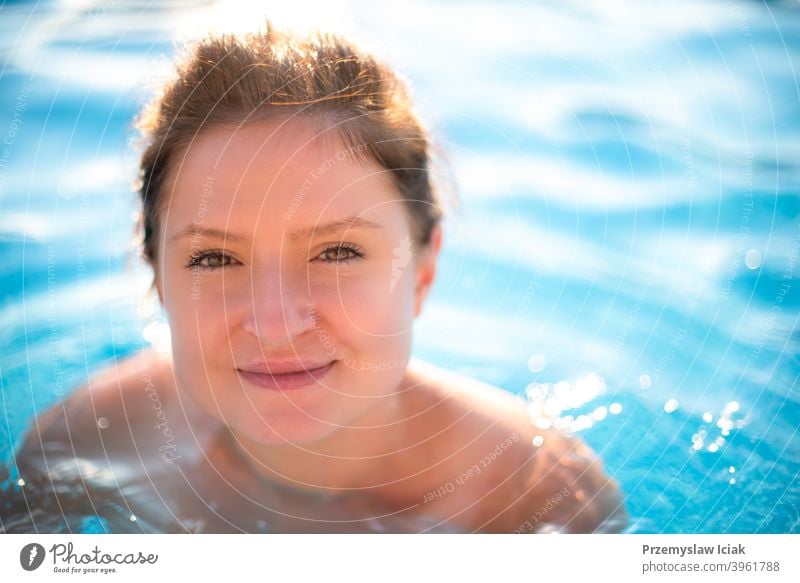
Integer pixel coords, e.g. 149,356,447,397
135,23,451,264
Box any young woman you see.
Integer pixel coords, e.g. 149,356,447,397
4,24,625,533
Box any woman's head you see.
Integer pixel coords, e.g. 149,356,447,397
135,24,447,445
138,25,444,264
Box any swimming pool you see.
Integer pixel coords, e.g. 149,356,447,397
1,0,798,533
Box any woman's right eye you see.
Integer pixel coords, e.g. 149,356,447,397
185,250,238,270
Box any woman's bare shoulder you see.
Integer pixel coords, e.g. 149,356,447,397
405,359,627,533
17,349,181,461
404,358,533,447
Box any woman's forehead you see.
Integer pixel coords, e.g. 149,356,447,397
164,119,399,220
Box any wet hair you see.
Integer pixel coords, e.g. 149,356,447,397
134,22,452,264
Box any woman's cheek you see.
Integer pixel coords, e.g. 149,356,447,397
328,274,410,335
164,274,229,352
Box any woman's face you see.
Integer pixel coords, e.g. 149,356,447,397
155,117,440,445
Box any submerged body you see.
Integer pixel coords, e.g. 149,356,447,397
3,349,625,533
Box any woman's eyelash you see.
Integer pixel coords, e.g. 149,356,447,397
184,250,238,270
185,244,364,270
317,243,365,264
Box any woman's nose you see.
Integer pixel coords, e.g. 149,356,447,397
241,265,318,345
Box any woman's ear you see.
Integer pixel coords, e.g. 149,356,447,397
155,282,164,307
413,223,443,318
152,265,165,307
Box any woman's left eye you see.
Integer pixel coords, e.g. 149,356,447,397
317,244,364,264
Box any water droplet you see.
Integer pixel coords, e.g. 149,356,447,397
744,249,762,270
532,435,544,447
554,381,570,398
527,354,546,373
664,398,679,413
543,400,562,418
129,514,137,522
609,403,623,415
639,374,652,390
16,478,25,487
708,443,719,453
554,415,573,430
729,477,736,485
729,466,736,474
570,414,593,431
592,406,608,421
702,412,713,423
97,417,109,429
724,401,740,414
525,382,546,401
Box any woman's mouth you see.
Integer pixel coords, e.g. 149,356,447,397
237,360,336,391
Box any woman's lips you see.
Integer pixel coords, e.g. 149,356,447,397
237,361,336,391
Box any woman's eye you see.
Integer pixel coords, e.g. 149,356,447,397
185,251,238,270
318,244,364,264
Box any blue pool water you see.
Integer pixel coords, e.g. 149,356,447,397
0,0,798,533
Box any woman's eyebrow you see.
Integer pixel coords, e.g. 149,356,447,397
287,215,384,240
170,226,248,243
170,216,383,243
